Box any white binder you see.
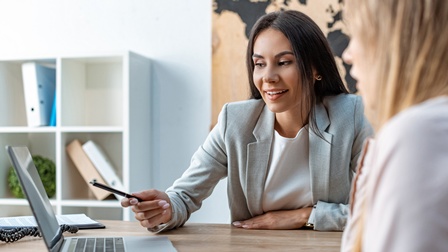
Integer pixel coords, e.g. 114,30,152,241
82,140,125,200
21,62,56,127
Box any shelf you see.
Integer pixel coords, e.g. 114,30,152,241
0,127,57,133
0,51,151,221
0,126,123,133
0,198,58,206
60,199,122,208
60,126,123,133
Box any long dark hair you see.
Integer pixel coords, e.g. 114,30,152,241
246,10,348,136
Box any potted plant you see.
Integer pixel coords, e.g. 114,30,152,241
8,155,56,198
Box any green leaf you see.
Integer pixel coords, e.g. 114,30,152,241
7,155,56,198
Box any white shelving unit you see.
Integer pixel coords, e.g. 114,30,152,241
0,51,151,221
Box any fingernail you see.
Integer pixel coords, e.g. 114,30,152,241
130,198,138,204
162,203,170,209
158,200,167,206
232,221,241,227
242,225,249,228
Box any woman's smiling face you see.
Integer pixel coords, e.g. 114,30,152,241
252,28,303,116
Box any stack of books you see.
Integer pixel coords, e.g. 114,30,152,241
66,139,125,200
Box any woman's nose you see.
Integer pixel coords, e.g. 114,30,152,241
263,69,279,83
342,45,353,65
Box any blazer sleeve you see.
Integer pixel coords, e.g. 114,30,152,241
350,96,374,173
313,95,373,231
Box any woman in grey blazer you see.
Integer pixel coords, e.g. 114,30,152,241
122,10,373,232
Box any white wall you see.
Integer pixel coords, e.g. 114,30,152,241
0,0,229,223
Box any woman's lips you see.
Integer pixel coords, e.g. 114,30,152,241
265,89,288,100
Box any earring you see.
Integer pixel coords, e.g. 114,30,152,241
315,75,322,81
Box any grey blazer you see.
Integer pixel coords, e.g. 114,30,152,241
165,93,373,231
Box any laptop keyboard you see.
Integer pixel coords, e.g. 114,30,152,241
68,237,125,252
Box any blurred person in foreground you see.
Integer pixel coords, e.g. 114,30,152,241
341,0,448,251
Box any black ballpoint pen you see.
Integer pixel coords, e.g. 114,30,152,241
89,179,143,202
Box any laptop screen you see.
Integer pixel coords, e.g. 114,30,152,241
6,146,64,251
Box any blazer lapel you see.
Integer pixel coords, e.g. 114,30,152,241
246,105,274,216
309,102,333,203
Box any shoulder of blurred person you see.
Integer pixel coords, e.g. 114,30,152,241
363,96,448,252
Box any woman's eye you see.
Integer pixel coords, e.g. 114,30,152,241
254,62,265,67
279,61,291,66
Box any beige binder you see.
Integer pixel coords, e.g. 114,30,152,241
66,139,111,200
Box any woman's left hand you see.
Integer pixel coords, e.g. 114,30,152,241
232,207,313,230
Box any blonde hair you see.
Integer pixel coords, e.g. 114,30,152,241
344,0,448,130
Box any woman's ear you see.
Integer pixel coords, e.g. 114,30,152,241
312,69,322,81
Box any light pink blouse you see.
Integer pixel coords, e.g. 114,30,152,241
341,96,448,252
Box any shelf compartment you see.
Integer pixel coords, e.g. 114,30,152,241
62,206,123,221
0,204,58,218
60,132,123,200
0,132,56,198
0,59,56,127
0,205,33,218
60,56,123,127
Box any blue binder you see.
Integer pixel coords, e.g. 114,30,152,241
22,62,56,127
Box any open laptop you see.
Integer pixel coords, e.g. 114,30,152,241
6,145,177,252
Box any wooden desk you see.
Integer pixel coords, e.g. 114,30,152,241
1,220,342,251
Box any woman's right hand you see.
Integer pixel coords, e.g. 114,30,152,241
121,189,172,229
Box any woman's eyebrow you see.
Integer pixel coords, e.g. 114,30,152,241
275,51,294,57
252,51,293,59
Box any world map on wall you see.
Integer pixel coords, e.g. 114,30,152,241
211,0,355,126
